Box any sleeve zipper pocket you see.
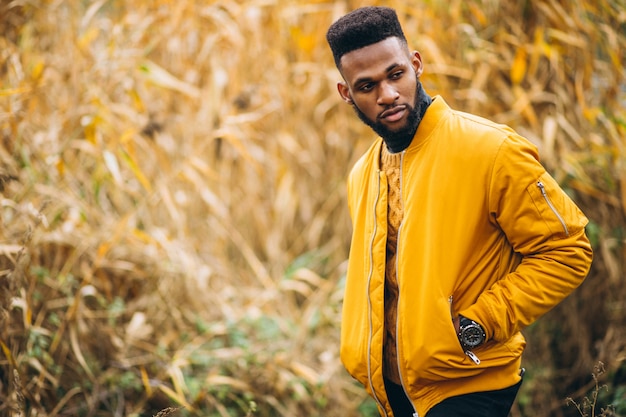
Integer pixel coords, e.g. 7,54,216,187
537,180,570,237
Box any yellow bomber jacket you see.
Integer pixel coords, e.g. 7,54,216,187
342,97,593,417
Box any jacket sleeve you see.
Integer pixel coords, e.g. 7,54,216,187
462,134,593,342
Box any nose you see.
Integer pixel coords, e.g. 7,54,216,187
377,81,399,105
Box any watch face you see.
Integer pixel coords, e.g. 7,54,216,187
462,325,485,348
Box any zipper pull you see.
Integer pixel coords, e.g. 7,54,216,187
465,350,481,365
413,413,419,417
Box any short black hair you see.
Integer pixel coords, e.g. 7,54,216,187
326,6,407,68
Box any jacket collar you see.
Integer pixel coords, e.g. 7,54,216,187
404,95,450,154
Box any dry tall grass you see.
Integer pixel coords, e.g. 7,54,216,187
0,1,624,416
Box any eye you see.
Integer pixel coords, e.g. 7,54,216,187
358,82,375,92
390,71,403,80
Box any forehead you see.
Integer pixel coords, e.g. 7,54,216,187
339,37,409,84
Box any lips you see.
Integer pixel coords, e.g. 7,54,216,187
379,105,407,122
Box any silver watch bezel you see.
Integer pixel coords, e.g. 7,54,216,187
458,317,486,349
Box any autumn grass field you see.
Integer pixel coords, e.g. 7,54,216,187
0,0,625,416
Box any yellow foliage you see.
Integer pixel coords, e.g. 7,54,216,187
510,47,528,85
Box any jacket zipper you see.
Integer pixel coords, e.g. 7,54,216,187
449,296,481,365
537,181,570,237
367,170,387,416
465,350,481,365
394,151,420,417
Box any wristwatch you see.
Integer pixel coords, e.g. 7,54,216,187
457,316,486,350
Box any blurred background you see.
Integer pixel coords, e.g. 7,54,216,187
0,0,624,416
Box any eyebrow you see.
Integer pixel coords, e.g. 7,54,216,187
353,62,404,87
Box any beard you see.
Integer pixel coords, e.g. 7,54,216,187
353,79,429,152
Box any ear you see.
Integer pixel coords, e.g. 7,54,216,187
411,51,424,78
337,82,353,104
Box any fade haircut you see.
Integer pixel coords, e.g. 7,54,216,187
326,6,407,69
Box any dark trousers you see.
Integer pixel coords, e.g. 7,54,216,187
384,375,522,417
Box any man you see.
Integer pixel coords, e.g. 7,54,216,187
326,7,593,417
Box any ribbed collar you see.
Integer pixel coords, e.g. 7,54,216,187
380,144,403,168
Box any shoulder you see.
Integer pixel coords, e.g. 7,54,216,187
349,139,382,182
440,106,539,161
451,109,516,142
427,97,516,141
